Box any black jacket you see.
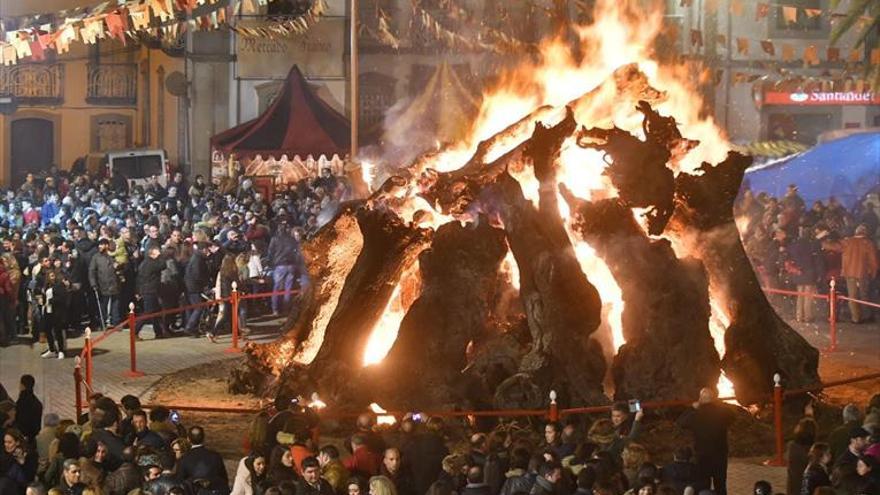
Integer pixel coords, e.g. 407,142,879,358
88,252,119,296
14,389,43,440
676,403,736,459
402,432,449,495
89,429,125,471
137,256,166,295
800,464,830,495
184,252,210,293
462,483,492,495
500,470,534,495
177,445,229,493
661,460,700,494
295,478,335,495
267,232,300,267
529,476,555,495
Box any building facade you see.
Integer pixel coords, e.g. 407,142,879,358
670,0,880,145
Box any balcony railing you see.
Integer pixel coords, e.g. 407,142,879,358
0,63,64,105
87,63,137,106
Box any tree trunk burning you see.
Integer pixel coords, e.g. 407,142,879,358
233,63,820,409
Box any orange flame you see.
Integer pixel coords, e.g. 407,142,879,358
360,0,733,398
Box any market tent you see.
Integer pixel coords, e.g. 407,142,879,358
744,131,880,209
210,65,350,160
383,62,480,148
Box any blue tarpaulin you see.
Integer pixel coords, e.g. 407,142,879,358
743,132,880,209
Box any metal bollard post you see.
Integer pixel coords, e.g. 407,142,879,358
73,357,83,423
84,327,93,388
548,390,559,422
125,302,145,377
764,374,786,466
827,277,838,352
225,281,242,354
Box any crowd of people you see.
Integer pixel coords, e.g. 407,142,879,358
0,166,351,351
1,378,879,495
736,185,880,324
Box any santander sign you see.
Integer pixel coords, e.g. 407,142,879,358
765,90,880,106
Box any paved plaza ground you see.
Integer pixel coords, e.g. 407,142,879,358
1,311,877,494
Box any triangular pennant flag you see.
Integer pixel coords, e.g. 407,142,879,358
826,47,840,62
690,29,703,47
755,3,770,20
12,36,32,58
3,44,18,65
736,37,749,55
29,40,45,61
782,6,798,24
761,40,775,56
105,12,127,43
848,49,862,62
730,0,744,16
782,43,795,62
804,8,821,18
130,4,151,31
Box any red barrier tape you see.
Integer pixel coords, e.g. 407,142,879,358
239,289,300,301
132,372,880,420
133,298,228,322
835,295,880,310
762,287,830,299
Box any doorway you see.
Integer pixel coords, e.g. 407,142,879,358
11,117,55,187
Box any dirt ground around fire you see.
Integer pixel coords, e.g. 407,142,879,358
147,321,879,465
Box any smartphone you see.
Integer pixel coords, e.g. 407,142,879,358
169,410,181,424
412,413,423,422
628,399,641,413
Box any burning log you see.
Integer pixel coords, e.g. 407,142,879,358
240,203,366,379
289,207,432,404
363,220,508,410
487,170,607,406
563,195,720,401
670,154,821,404
576,102,677,236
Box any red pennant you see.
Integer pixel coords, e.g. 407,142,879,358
29,40,45,61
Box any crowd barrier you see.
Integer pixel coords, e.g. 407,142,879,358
69,278,878,467
762,276,879,352
72,284,299,419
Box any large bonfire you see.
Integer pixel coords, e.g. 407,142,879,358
232,0,820,410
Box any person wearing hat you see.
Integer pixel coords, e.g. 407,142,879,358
840,224,878,323
832,426,871,493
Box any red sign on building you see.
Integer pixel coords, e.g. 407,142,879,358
764,91,880,106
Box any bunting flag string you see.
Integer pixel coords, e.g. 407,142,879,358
0,0,322,65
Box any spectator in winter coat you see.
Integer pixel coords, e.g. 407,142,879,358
14,375,43,441
786,228,824,323
183,243,211,337
267,226,302,316
135,245,168,339
88,238,120,326
800,443,831,495
840,224,878,323
296,456,334,495
0,260,15,346
676,388,736,495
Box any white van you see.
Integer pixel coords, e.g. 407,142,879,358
105,149,171,188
